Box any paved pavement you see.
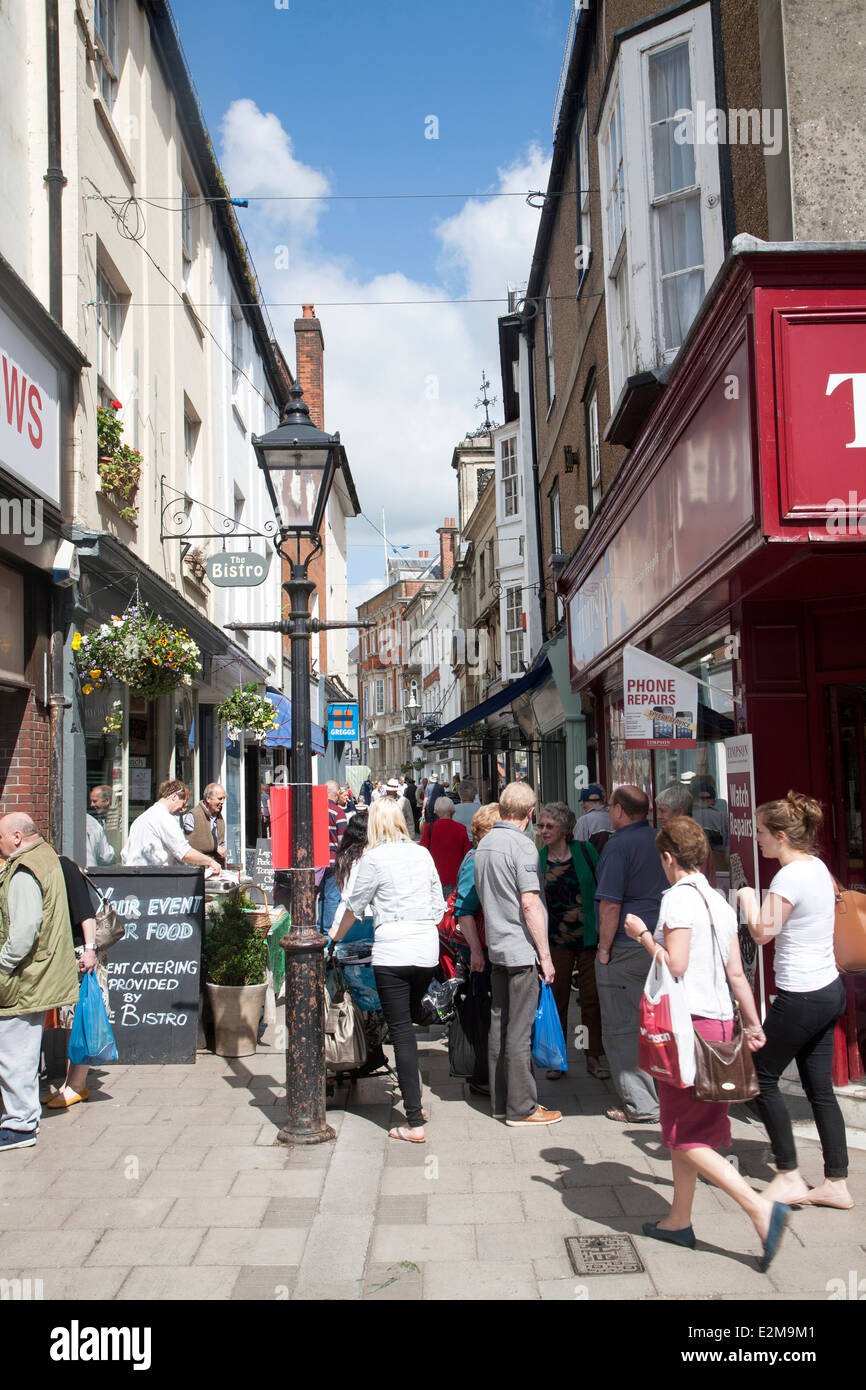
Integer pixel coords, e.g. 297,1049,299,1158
1,1006,864,1303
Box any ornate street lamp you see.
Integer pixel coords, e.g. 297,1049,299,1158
226,382,368,1146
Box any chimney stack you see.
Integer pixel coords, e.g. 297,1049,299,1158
294,303,325,428
437,516,459,580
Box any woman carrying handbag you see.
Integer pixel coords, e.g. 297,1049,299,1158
625,816,789,1272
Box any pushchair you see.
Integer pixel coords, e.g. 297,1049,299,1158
324,920,393,1093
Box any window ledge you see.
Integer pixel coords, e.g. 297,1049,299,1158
182,292,206,342
93,93,136,186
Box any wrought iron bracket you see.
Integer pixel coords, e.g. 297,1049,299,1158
159,476,278,561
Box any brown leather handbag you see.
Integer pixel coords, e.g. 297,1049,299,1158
688,883,760,1104
831,878,866,974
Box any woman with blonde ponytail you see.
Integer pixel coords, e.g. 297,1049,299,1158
738,791,853,1211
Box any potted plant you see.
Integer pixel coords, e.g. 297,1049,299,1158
215,684,278,742
183,545,209,585
97,402,143,523
75,604,202,700
203,893,269,1056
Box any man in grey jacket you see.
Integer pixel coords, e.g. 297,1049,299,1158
472,781,561,1128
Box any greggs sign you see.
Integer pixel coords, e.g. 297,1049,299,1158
0,304,60,507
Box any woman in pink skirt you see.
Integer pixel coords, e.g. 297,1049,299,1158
625,816,790,1272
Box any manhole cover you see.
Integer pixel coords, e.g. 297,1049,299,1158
565,1235,645,1276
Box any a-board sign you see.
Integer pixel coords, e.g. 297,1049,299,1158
244,838,274,896
87,866,204,1065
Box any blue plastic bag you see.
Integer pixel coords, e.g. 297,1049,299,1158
68,971,118,1066
531,982,568,1072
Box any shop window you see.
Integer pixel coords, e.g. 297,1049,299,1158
0,565,25,684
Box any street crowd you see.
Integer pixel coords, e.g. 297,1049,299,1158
324,775,855,1274
0,767,855,1279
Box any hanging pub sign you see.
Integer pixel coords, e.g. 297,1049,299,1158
623,645,698,749
327,703,359,740
205,550,272,587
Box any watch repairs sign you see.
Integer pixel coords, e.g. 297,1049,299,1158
205,550,272,587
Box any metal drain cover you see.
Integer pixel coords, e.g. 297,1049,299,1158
565,1234,645,1276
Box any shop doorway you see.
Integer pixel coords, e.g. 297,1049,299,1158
827,684,866,1083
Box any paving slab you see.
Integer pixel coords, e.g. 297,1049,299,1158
137,1171,235,1199
379,1163,471,1196
0,1198,77,1228
64,1198,175,1229
475,1221,576,1262
229,1170,326,1198
539,1273,658,1300
86,1228,205,1267
422,1259,538,1300
194,1226,307,1266
261,1198,320,1227
0,1229,102,1266
376,1195,429,1225
163,1196,269,1229
116,1266,241,1300
1,1267,130,1300
764,1240,866,1294
230,1266,298,1300
370,1222,476,1264
427,1192,524,1226
294,1213,371,1293
362,1259,424,1300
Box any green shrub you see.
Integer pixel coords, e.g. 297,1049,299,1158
203,893,269,987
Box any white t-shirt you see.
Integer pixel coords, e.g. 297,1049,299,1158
654,873,737,1020
769,857,838,992
344,840,444,968
121,802,191,867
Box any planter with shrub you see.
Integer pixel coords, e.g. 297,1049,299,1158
203,892,270,1056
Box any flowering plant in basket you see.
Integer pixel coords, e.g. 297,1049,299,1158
215,684,278,742
76,606,201,700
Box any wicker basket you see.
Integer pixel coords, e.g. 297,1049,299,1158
238,882,272,937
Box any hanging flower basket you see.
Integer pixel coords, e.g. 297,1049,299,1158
76,605,201,701
215,684,278,742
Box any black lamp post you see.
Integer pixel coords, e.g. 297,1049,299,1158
226,382,368,1146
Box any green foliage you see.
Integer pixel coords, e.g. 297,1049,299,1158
215,684,278,742
203,892,269,987
96,404,142,523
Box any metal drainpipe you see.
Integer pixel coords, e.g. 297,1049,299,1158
44,0,66,322
524,324,548,647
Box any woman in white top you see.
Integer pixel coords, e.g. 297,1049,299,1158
738,791,852,1210
328,798,445,1143
625,817,789,1272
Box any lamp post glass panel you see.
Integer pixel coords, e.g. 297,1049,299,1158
251,383,340,1145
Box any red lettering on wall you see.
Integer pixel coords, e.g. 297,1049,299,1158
27,383,42,449
2,356,27,433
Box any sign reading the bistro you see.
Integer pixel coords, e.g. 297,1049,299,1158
205,550,271,587
623,646,698,749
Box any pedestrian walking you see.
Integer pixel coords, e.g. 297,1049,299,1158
0,814,80,1152
537,801,608,1081
328,798,445,1142
594,785,667,1123
624,816,788,1271
738,791,853,1210
472,781,561,1127
453,802,500,1096
452,777,481,832
419,797,470,894
383,778,414,837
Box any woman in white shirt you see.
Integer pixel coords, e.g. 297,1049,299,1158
738,791,852,1211
328,798,445,1144
625,817,789,1271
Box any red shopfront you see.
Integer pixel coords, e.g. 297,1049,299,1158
560,245,866,1086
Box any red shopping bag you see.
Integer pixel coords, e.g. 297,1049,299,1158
638,951,695,1089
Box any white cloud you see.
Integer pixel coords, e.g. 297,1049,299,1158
218,104,550,614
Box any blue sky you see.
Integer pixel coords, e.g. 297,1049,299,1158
170,0,575,610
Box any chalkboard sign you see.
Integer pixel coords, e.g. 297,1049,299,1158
244,838,274,896
87,866,204,1065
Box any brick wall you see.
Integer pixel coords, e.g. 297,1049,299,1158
0,689,52,834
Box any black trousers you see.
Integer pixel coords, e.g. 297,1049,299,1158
373,965,434,1128
754,976,848,1179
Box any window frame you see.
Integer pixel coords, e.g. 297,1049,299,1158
501,435,519,518
374,678,385,717
505,585,524,676
543,283,555,407
585,380,601,515
575,108,592,295
94,0,119,111
96,264,122,396
181,178,194,264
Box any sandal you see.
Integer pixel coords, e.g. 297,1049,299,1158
586,1057,611,1080
389,1126,426,1144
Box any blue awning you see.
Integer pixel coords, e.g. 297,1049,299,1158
426,657,552,742
264,687,326,755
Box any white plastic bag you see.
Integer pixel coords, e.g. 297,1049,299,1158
638,950,696,1089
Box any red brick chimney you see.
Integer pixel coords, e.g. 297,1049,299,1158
437,516,459,580
294,303,324,428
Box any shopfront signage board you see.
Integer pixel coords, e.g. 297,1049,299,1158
205,550,271,586
622,646,698,749
88,866,204,1064
724,734,766,1013
327,703,359,739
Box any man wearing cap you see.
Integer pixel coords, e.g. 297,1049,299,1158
384,778,414,836
575,784,612,851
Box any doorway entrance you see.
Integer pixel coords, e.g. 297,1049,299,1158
826,685,866,1083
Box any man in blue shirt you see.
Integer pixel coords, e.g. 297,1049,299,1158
595,785,667,1123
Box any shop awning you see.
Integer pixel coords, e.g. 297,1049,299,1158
264,687,326,755
426,658,552,742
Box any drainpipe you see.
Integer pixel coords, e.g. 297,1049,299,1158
44,0,66,322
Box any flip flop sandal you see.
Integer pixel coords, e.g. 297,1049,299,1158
790,1190,855,1210
389,1126,426,1144
586,1058,611,1080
